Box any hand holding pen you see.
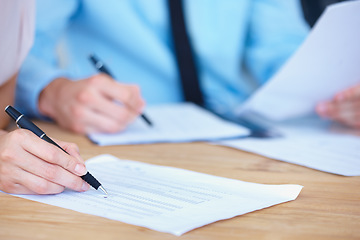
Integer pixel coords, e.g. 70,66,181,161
1,106,107,195
89,54,153,126
0,114,88,194
38,70,145,134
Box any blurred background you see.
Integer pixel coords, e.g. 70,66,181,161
301,0,349,27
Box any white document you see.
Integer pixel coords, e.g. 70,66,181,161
217,117,360,176
241,1,360,121
9,154,303,236
89,103,249,146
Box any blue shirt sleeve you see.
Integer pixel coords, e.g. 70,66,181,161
16,0,309,119
15,0,80,118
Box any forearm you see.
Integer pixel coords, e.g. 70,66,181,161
0,74,16,129
15,1,79,118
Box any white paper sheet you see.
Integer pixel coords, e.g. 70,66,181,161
217,117,360,176
9,154,303,236
240,1,360,121
89,103,249,146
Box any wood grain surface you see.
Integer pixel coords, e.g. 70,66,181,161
0,121,359,240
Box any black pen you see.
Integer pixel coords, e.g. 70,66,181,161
5,105,108,196
89,54,153,127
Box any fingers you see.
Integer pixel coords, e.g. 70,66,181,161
0,129,89,194
0,144,64,194
12,167,66,195
0,162,36,194
55,139,84,163
71,74,144,133
0,170,37,194
14,153,89,192
41,75,145,134
81,86,139,128
93,74,145,114
3,183,36,195
334,84,360,102
316,98,360,128
316,83,360,128
71,106,130,133
0,163,74,195
20,131,87,176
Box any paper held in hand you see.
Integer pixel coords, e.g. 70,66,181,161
240,1,360,121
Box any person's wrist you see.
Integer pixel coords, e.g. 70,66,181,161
38,77,70,119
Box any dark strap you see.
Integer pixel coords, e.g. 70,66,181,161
168,0,204,106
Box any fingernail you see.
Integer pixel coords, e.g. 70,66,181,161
81,182,90,191
75,164,87,175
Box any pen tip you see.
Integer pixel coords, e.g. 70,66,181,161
98,186,108,196
141,114,153,127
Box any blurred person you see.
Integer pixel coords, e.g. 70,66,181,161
17,0,312,134
0,0,89,194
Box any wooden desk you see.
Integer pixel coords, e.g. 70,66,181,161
0,121,359,239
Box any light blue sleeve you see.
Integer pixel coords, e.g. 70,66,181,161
15,0,80,118
244,0,310,85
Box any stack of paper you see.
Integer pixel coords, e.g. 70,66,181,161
9,154,303,236
89,103,249,145
217,117,360,176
